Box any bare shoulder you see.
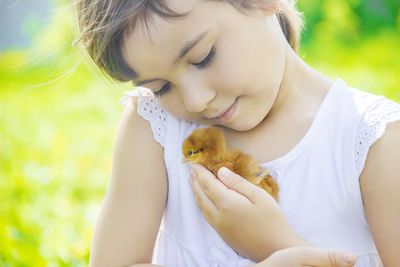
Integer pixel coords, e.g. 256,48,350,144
89,96,168,267
111,95,166,190
115,95,165,168
360,120,400,267
360,120,400,178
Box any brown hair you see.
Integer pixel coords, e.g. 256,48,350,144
74,0,303,82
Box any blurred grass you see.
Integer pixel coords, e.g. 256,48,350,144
0,4,129,266
0,0,399,266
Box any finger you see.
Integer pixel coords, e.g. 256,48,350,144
299,248,357,267
190,175,219,221
191,164,247,206
268,247,357,267
217,166,272,204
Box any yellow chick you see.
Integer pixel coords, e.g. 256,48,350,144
182,126,279,201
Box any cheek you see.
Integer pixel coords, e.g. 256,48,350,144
258,28,286,88
158,89,203,121
210,36,249,92
212,25,285,96
244,30,286,92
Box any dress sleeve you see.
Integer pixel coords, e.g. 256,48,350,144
354,97,400,177
119,87,169,148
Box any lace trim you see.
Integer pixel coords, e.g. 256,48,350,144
119,87,168,148
355,98,400,177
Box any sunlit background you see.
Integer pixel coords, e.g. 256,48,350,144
1,0,399,266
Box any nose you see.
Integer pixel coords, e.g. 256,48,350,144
180,84,215,113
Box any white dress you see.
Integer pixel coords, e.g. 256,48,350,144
119,79,400,267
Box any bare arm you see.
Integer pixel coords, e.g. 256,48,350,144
360,120,400,267
89,96,168,267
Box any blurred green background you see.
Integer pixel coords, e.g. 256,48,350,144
1,0,399,266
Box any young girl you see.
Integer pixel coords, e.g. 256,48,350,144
75,0,400,266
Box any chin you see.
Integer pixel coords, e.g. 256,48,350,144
223,119,258,132
231,110,270,132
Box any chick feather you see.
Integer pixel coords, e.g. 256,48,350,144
182,126,279,201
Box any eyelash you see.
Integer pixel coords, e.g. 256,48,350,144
154,46,217,97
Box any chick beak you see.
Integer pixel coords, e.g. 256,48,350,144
181,157,189,163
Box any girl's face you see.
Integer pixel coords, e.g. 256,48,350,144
121,0,287,131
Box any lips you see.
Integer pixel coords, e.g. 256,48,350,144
209,97,239,123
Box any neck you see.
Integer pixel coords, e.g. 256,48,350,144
267,42,333,121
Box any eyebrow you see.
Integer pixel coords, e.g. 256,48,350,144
134,29,210,86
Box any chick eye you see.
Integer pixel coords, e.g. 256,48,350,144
188,150,193,156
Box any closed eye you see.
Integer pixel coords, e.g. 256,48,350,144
192,45,216,69
153,46,217,98
154,82,171,97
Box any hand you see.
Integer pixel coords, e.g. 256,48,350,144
190,164,309,262
253,246,357,267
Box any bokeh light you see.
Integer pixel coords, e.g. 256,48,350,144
1,0,399,266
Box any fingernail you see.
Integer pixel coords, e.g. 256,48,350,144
218,167,230,179
344,252,356,265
